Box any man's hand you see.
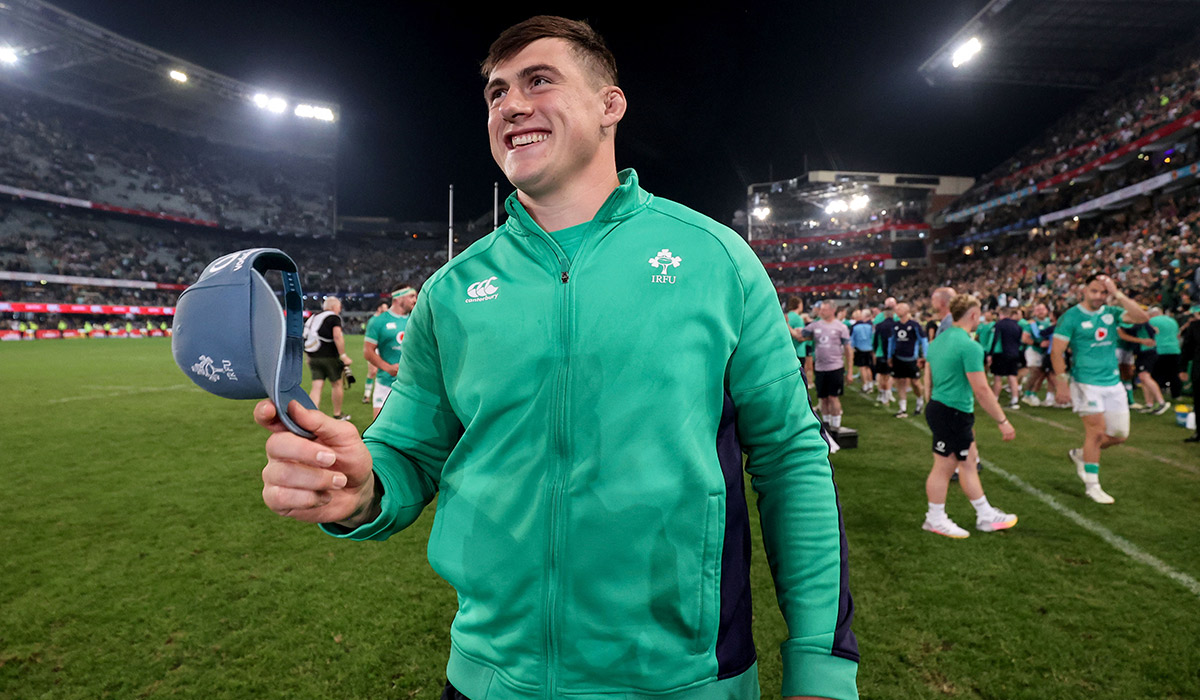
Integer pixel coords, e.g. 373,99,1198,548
387,363,400,377
1099,274,1119,298
998,419,1016,441
255,399,377,526
1054,376,1070,403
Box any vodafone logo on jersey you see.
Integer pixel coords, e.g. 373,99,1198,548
466,276,499,303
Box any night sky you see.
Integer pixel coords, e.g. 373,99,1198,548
48,1,1091,225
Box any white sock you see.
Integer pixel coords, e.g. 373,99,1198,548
969,495,991,515
927,502,947,520
898,399,907,412
1045,393,1055,404
829,414,842,428
916,396,925,410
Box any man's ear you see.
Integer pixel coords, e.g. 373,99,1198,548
601,86,626,128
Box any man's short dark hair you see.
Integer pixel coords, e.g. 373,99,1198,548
785,297,802,311
1084,273,1103,286
482,16,618,87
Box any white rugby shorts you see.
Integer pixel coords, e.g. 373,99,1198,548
371,381,392,409
1069,381,1130,438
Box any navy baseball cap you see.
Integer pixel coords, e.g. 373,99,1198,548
172,248,316,437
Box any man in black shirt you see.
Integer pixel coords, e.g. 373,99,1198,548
990,307,1023,410
303,296,353,421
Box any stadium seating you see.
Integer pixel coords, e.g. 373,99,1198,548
952,41,1200,210
0,81,335,235
0,201,448,326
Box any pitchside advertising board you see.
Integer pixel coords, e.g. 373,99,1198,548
0,302,309,340
0,329,171,341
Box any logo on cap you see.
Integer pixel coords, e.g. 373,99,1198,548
191,354,238,382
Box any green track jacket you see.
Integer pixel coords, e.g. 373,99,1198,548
324,170,858,700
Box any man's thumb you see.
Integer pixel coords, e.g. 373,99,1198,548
285,400,337,437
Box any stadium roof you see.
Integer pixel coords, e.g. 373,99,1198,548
919,0,1200,89
744,171,975,227
0,0,338,158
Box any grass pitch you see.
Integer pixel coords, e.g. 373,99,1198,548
2,338,1198,699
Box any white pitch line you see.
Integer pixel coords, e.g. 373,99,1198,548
1014,410,1199,476
850,394,1200,598
47,383,194,404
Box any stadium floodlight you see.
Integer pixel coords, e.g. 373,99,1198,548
169,70,188,83
951,37,982,68
251,93,288,113
752,206,770,220
825,199,848,214
849,194,869,211
0,47,18,65
295,104,337,122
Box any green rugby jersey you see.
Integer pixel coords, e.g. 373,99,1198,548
321,170,858,700
976,320,995,354
1054,304,1123,386
364,310,410,389
927,325,985,413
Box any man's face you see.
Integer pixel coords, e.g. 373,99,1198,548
397,292,418,315
820,303,835,321
485,38,617,197
896,303,910,320
1083,280,1108,310
1034,303,1048,320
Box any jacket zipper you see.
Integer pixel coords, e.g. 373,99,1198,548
531,235,571,697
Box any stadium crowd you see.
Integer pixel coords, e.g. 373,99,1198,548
954,38,1200,208
0,201,446,325
885,189,1200,317
0,81,335,235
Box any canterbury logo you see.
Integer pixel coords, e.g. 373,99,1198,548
466,276,499,303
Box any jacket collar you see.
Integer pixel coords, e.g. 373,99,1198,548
503,169,651,236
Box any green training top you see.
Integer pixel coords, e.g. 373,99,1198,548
1053,304,1123,386
787,310,806,358
976,320,995,355
320,170,858,700
545,220,589,262
927,325,984,414
1149,315,1181,355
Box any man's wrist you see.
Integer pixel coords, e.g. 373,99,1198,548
335,476,382,529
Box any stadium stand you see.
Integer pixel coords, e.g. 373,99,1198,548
748,22,1200,324
0,1,463,338
0,81,335,235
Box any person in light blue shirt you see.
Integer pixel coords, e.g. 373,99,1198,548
849,309,875,393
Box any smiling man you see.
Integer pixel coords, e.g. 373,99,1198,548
254,16,856,700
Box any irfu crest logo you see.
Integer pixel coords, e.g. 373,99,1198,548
648,248,681,284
